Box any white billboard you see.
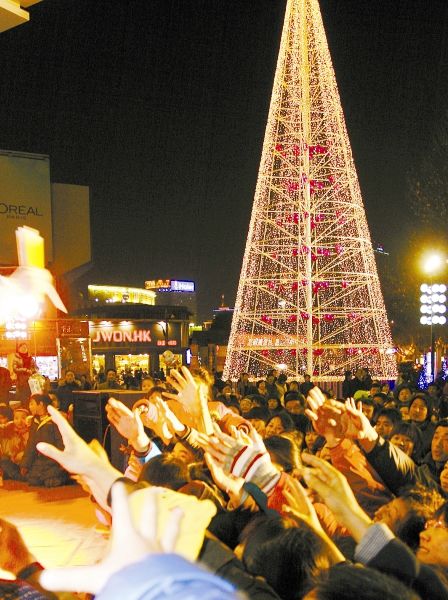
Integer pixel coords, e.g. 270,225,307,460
0,150,53,265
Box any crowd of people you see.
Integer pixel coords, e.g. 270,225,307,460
0,362,448,599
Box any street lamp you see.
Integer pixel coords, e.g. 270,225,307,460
420,253,447,382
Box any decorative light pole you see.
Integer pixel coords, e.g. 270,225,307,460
420,254,447,382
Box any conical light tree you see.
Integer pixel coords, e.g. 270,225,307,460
224,0,397,381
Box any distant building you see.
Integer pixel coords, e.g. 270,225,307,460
88,284,155,306
145,279,197,321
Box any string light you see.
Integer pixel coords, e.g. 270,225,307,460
224,0,396,381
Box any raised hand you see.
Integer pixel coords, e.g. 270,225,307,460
134,395,185,445
306,387,346,442
40,482,184,594
163,367,214,434
302,453,372,542
282,477,322,533
344,398,378,443
204,451,244,503
107,397,150,452
106,398,142,441
37,405,122,508
163,367,202,418
205,423,280,495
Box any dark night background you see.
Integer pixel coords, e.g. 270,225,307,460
0,0,447,339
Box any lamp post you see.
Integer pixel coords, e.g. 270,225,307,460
420,254,447,383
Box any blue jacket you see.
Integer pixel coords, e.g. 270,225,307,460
96,554,238,600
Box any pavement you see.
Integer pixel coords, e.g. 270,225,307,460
0,480,108,579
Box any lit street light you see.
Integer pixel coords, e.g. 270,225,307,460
420,253,446,382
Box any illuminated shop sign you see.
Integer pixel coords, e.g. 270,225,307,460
144,279,195,292
90,322,180,348
170,280,195,292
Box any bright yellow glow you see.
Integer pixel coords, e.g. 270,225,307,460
224,0,396,381
423,253,443,275
88,284,156,305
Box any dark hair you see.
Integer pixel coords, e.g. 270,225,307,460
264,435,302,473
30,393,53,408
409,393,432,422
246,407,270,423
371,392,388,405
284,391,306,406
139,454,189,490
266,411,296,433
394,484,445,550
391,421,423,456
374,407,402,425
241,515,333,600
434,499,448,524
277,373,287,384
310,563,421,600
247,393,268,407
361,396,375,407
0,406,12,421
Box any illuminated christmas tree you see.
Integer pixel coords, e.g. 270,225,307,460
224,0,397,381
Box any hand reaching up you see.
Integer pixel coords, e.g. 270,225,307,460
134,395,185,445
302,453,372,543
40,482,184,594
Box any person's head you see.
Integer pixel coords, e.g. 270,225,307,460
0,406,12,425
257,380,267,392
374,485,444,550
417,500,448,567
431,421,448,463
397,385,413,404
277,373,287,385
390,422,422,459
106,369,117,382
239,396,253,415
141,376,154,394
240,516,334,600
28,394,52,417
374,408,402,440
248,394,267,409
13,407,29,431
284,392,305,415
264,435,302,474
267,396,281,411
65,370,76,384
171,440,201,464
369,381,382,397
289,380,299,392
427,383,440,399
246,407,270,437
304,420,323,453
371,392,388,407
16,343,28,355
381,382,391,395
440,462,448,494
399,404,410,420
304,563,421,600
265,412,296,438
408,394,431,423
139,454,190,489
304,374,311,382
360,397,375,421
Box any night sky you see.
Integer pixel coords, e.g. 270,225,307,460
0,0,447,324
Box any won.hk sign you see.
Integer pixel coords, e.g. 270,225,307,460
92,329,152,343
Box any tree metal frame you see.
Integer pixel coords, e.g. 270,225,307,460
224,0,397,381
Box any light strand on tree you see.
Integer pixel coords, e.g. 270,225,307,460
224,0,397,381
